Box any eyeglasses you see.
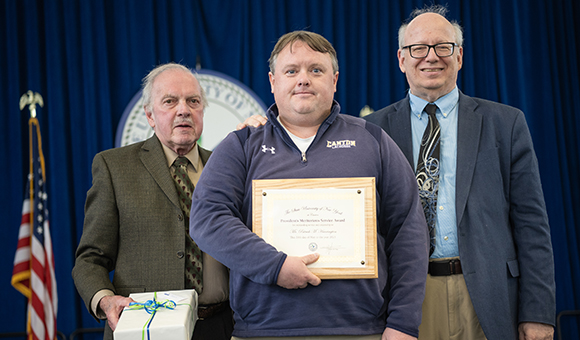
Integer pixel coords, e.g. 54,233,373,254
402,42,458,59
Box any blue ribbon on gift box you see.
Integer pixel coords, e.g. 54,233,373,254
128,292,177,340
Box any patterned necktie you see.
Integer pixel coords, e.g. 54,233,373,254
172,156,203,293
416,104,440,256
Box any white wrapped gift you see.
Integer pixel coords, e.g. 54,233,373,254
114,289,198,340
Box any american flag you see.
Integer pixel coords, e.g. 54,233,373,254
12,117,58,340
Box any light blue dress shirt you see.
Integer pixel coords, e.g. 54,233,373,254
410,87,459,258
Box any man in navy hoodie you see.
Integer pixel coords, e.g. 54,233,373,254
190,30,428,340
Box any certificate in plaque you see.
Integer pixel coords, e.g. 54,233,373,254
252,177,377,279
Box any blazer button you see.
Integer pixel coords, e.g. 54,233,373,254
177,251,184,259
178,214,184,221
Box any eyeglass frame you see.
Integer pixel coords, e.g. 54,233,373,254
401,42,459,59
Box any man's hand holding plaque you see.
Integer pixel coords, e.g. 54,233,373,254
276,254,321,289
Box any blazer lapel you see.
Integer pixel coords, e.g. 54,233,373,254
198,146,212,166
140,135,181,209
388,97,414,166
455,92,482,227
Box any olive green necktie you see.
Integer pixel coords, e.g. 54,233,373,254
172,156,203,294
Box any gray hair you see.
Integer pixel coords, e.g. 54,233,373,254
141,62,208,111
398,4,464,49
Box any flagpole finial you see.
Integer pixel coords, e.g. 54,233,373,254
19,91,44,118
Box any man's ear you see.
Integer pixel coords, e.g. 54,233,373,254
397,49,407,74
269,72,275,93
144,106,155,128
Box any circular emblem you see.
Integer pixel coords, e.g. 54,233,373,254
309,243,318,252
115,69,268,150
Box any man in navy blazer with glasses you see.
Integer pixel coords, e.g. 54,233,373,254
364,5,555,340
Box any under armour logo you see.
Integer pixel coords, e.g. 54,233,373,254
262,145,275,154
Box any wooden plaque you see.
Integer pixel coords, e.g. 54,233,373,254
252,177,377,279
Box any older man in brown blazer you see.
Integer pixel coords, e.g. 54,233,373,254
72,63,232,340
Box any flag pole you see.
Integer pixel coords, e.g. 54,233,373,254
11,91,44,297
20,91,45,251
14,91,57,340
22,92,43,340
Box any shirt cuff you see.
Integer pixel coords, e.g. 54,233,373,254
91,289,115,319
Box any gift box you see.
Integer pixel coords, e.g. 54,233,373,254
114,289,198,340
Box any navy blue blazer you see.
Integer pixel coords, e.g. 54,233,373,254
364,91,556,340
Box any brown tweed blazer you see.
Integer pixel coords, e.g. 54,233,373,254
72,135,211,339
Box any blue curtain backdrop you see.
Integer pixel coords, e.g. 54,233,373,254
1,0,578,338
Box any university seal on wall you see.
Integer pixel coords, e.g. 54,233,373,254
115,69,267,150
